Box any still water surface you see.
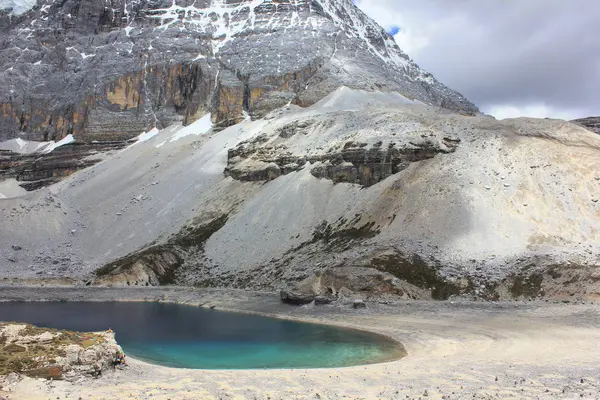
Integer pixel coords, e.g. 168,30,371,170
0,302,405,369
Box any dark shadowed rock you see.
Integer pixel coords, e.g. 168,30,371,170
314,296,335,305
572,117,600,134
280,290,315,305
352,299,366,309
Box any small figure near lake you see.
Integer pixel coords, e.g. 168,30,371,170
113,351,128,369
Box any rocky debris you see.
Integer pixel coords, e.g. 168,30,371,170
572,116,600,134
280,267,406,305
0,323,122,382
1,89,600,301
0,140,129,191
0,0,477,145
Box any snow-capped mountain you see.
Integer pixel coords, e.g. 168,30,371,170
3,1,598,302
0,0,477,142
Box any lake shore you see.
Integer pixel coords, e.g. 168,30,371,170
1,287,599,399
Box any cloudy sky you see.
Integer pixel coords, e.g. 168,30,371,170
355,0,600,120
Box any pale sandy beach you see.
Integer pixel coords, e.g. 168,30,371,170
1,288,599,399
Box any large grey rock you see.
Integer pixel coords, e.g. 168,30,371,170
280,289,315,305
280,266,409,306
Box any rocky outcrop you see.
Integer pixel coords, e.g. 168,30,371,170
0,0,477,144
573,117,600,134
93,213,229,287
280,267,408,305
0,140,128,191
0,323,122,381
225,107,461,186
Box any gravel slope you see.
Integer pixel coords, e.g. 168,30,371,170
0,88,599,298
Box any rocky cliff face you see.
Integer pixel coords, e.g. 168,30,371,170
0,0,477,144
0,140,128,190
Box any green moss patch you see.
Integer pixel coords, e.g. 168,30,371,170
0,323,107,378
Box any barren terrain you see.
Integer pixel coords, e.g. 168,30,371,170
1,288,598,399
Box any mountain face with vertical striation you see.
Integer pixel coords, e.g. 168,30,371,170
0,0,477,143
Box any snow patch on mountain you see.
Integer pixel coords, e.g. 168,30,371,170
40,134,75,154
0,137,52,154
0,0,36,15
169,113,213,143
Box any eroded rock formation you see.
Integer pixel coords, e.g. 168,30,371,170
0,141,128,190
225,106,461,186
0,323,122,381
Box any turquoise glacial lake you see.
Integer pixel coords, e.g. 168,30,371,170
0,301,404,369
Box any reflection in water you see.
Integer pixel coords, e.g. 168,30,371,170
0,302,405,369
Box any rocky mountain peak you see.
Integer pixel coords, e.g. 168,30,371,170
0,0,477,143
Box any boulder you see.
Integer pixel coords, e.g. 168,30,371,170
314,296,335,305
281,267,405,306
280,290,315,305
353,299,366,309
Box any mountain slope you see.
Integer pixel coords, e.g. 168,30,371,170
1,1,598,301
0,0,477,143
1,88,599,300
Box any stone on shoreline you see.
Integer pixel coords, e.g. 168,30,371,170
353,300,366,309
280,290,315,305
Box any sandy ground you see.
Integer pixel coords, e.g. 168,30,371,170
1,287,599,399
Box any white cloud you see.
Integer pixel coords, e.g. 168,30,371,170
354,0,599,120
483,104,584,121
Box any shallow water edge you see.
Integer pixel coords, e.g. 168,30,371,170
0,287,408,369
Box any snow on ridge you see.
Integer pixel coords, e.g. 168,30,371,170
314,0,433,82
0,137,51,154
40,134,75,154
148,0,267,54
125,127,160,150
0,0,37,15
169,113,213,143
135,128,160,144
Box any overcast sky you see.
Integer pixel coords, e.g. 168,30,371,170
355,0,600,120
